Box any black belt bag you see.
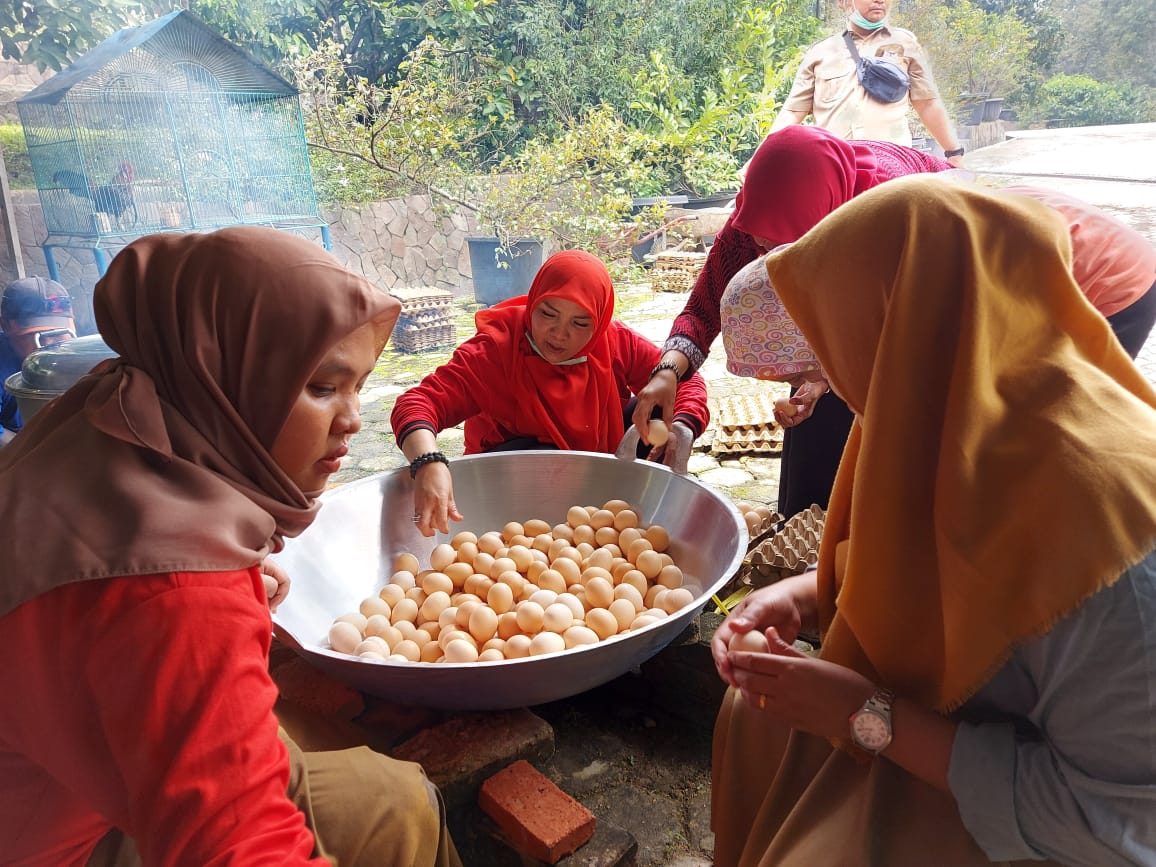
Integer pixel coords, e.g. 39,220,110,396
843,31,910,104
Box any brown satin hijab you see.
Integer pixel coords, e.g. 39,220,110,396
766,175,1156,711
0,227,397,619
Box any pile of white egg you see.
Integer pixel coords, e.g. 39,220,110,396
326,499,702,664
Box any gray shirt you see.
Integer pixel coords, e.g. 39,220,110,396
948,547,1156,865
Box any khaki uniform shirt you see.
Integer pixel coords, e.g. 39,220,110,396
781,24,941,147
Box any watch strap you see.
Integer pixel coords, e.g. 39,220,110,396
943,146,965,158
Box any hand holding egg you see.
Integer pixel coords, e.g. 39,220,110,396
773,397,799,419
647,419,670,447
728,629,770,654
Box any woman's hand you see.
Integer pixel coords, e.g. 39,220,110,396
729,627,874,739
773,378,829,429
413,462,462,537
260,558,291,612
632,370,678,444
711,574,816,685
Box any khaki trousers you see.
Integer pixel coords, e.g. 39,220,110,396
87,728,462,867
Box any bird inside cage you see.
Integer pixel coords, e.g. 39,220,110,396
52,161,139,231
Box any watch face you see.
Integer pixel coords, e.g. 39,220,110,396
851,710,891,751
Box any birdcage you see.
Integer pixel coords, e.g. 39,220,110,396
16,10,329,279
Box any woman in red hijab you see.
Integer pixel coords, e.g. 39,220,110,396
392,249,710,536
631,125,952,519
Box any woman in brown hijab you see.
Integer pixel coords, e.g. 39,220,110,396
0,227,460,866
711,177,1156,866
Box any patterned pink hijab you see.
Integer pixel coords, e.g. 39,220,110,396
721,248,821,380
0,227,398,619
731,126,881,247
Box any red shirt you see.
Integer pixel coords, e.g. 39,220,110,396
392,319,710,452
0,569,325,866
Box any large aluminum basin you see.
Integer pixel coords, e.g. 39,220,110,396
271,450,746,709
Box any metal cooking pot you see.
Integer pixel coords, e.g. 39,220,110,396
271,450,747,710
4,334,117,422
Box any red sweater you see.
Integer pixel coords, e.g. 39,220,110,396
0,570,325,866
392,319,710,452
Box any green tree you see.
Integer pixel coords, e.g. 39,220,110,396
1,0,137,71
896,0,1036,103
1053,0,1156,91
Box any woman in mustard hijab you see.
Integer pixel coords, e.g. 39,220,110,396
710,176,1156,865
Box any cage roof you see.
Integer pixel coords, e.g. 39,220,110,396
18,10,297,105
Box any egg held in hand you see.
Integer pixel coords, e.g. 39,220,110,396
773,397,798,419
728,629,770,654
647,419,670,446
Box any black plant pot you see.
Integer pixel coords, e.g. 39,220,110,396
467,237,545,307
682,190,738,210
630,195,688,216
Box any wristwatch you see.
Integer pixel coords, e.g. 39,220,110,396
943,146,965,158
849,687,895,754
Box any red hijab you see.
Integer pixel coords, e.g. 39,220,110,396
465,250,622,453
731,126,882,247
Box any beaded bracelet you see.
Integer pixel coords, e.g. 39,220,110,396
649,360,682,381
409,451,449,479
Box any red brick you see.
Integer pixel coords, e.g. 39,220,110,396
269,656,365,720
479,760,596,864
393,710,554,811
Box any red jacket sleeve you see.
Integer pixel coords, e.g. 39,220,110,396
390,333,498,446
667,220,763,371
613,322,710,437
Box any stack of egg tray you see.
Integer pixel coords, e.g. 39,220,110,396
710,393,784,455
744,505,827,587
391,287,457,354
650,251,707,293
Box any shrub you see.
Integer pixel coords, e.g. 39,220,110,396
0,124,33,189
1039,74,1151,127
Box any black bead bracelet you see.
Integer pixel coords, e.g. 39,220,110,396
649,360,681,381
409,451,449,479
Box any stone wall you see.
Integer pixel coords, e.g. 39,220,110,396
0,59,48,122
0,189,481,335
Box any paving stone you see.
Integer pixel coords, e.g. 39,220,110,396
459,812,637,867
697,466,754,488
686,453,720,474
392,709,555,811
587,784,684,867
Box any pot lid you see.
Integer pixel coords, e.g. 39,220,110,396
17,334,118,393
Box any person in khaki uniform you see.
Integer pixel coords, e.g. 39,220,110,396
773,0,965,165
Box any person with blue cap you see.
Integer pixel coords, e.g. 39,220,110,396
0,276,76,444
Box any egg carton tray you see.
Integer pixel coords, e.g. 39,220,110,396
653,251,708,273
743,505,827,587
651,269,696,294
398,308,455,327
392,322,457,354
391,286,456,314
714,393,778,430
711,424,783,456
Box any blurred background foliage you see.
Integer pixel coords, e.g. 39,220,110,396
2,0,1152,249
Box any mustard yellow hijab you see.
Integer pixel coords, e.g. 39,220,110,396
766,175,1156,711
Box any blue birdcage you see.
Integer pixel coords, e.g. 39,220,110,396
16,10,329,278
